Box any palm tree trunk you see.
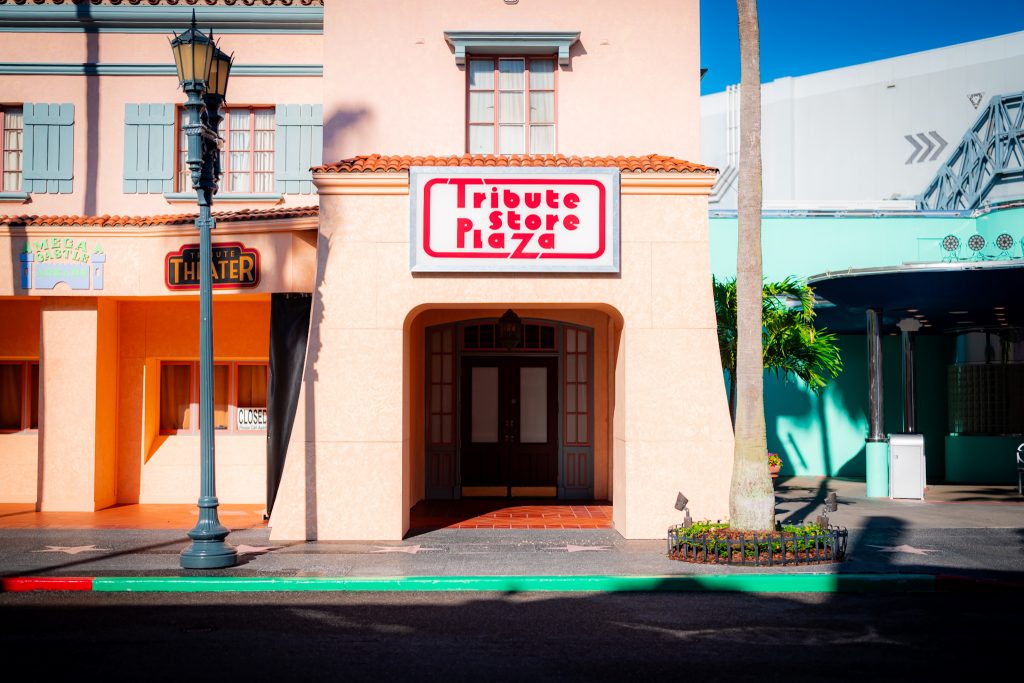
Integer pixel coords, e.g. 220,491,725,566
729,0,774,530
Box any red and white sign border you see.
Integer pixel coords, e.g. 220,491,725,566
409,166,620,273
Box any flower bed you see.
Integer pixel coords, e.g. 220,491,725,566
667,520,847,566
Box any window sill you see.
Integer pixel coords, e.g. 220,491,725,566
164,192,283,205
0,191,30,203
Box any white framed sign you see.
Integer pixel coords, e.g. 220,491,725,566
410,167,619,273
237,407,268,431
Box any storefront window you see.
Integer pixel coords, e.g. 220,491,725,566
160,363,192,432
0,361,39,433
468,57,556,155
213,364,230,430
160,361,267,434
237,364,268,409
28,363,38,430
0,363,24,431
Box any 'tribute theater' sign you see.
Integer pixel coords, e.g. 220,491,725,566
410,167,619,272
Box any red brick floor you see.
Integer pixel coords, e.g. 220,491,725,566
0,500,613,531
409,499,613,530
0,503,267,530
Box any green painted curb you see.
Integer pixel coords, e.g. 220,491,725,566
92,574,936,593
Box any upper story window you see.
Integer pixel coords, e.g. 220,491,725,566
467,57,556,155
178,106,275,194
1,106,23,192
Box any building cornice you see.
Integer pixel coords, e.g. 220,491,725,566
314,171,718,196
3,216,318,239
620,173,718,195
314,173,412,196
0,5,323,34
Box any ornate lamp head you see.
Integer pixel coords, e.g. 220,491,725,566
169,11,216,89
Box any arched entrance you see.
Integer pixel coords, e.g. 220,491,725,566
423,316,595,500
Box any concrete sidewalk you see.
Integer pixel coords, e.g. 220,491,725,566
1,477,1021,592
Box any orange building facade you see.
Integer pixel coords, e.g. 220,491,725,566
0,0,734,540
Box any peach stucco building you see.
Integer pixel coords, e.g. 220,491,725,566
0,0,733,540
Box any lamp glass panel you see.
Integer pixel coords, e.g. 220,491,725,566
176,44,195,83
209,53,231,97
172,44,185,83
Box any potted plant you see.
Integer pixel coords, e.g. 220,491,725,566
768,452,782,478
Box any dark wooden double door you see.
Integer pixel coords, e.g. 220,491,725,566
460,356,558,496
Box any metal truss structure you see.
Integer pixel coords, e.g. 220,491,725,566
918,92,1024,211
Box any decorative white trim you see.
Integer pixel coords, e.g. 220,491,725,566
444,31,580,66
620,173,718,195
0,63,322,77
0,216,319,239
313,173,410,196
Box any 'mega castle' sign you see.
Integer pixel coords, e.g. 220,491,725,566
20,237,106,291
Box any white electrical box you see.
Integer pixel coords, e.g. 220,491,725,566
889,433,926,500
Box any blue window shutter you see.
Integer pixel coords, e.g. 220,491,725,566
123,104,175,194
275,104,322,195
23,103,74,194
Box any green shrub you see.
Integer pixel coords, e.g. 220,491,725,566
673,520,833,558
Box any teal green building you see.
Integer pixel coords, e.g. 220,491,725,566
709,205,1024,486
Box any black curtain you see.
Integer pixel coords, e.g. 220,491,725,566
266,293,312,516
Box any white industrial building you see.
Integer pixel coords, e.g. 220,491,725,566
701,31,1024,210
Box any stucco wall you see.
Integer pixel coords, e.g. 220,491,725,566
322,0,701,161
269,172,733,541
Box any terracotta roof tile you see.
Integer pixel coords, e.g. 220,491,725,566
0,205,318,228
313,154,718,174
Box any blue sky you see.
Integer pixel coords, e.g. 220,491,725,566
700,0,1024,95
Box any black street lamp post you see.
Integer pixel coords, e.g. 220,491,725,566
171,14,237,569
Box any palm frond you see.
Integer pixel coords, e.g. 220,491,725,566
714,275,842,394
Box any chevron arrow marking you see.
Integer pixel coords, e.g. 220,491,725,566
905,134,923,164
929,131,948,160
916,132,935,161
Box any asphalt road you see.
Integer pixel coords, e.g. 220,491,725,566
1,590,1019,681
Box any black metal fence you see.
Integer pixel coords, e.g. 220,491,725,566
667,525,848,566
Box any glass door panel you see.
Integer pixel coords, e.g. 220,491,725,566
519,367,548,443
470,366,499,443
